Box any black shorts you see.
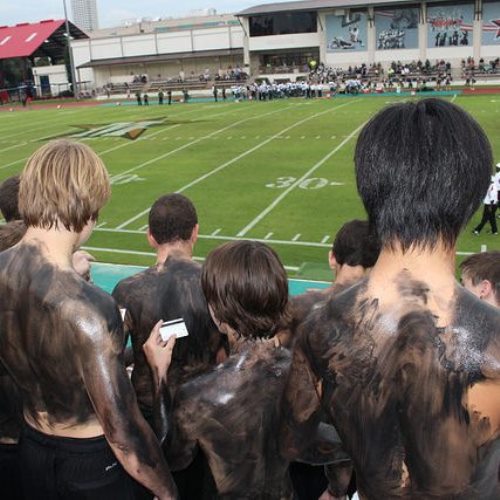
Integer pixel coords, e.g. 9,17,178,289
19,424,137,500
0,442,23,500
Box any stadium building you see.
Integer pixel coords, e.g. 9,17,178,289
3,0,498,96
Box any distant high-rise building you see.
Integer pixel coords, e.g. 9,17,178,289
71,0,99,32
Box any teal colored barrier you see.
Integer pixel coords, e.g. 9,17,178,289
91,262,330,296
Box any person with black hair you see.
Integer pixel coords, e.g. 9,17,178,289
112,193,224,498
282,98,500,499
143,241,348,499
289,219,380,336
289,219,380,500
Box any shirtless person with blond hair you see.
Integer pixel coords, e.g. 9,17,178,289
0,140,176,499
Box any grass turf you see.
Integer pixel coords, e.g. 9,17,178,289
0,94,498,278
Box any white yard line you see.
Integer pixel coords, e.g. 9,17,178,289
236,119,367,237
451,94,457,103
115,101,354,230
139,224,149,231
0,142,28,153
0,104,250,172
95,106,245,157
211,228,221,236
264,232,273,240
89,228,478,257
292,233,301,241
82,245,299,271
321,235,330,244
94,227,332,248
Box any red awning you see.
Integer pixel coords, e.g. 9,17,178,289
0,19,86,61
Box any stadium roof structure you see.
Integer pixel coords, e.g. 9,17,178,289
237,0,442,16
78,48,243,69
0,19,88,61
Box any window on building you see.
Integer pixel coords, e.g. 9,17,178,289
249,12,317,37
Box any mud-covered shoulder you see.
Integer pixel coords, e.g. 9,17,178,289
452,286,500,380
297,280,368,377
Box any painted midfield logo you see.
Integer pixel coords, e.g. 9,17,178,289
66,118,167,140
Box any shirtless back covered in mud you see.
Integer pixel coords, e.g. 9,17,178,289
282,99,500,499
167,340,293,499
112,193,223,421
145,241,349,499
0,140,175,499
113,256,222,414
0,244,129,433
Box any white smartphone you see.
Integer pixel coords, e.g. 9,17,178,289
159,318,189,342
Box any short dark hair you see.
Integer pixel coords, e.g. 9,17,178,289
201,240,289,339
148,194,198,244
332,220,380,268
0,176,21,222
355,98,492,251
460,251,500,303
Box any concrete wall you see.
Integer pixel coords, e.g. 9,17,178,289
32,64,69,96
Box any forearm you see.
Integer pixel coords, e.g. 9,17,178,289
107,423,177,499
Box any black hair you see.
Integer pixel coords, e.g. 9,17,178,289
0,176,21,222
355,98,492,251
332,220,380,268
148,193,198,244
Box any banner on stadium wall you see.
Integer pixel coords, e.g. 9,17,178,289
426,3,474,47
482,1,500,45
325,12,367,52
375,7,419,50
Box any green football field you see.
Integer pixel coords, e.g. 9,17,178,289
0,94,498,278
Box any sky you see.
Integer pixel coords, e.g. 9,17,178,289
0,0,290,28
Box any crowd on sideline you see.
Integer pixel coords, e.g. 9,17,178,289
0,98,499,500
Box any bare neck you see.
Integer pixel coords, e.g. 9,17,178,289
335,264,366,286
155,241,193,269
21,226,78,269
368,242,457,324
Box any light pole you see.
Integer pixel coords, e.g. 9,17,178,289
63,0,78,97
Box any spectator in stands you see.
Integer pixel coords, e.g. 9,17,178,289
289,220,380,334
0,175,20,222
112,193,223,424
113,193,224,498
0,140,177,499
144,240,348,499
281,98,499,499
158,89,164,105
460,251,500,308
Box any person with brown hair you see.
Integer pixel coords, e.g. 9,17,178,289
144,240,347,499
282,99,499,499
0,140,177,499
460,251,500,308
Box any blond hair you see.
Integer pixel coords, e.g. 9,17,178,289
19,140,110,232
